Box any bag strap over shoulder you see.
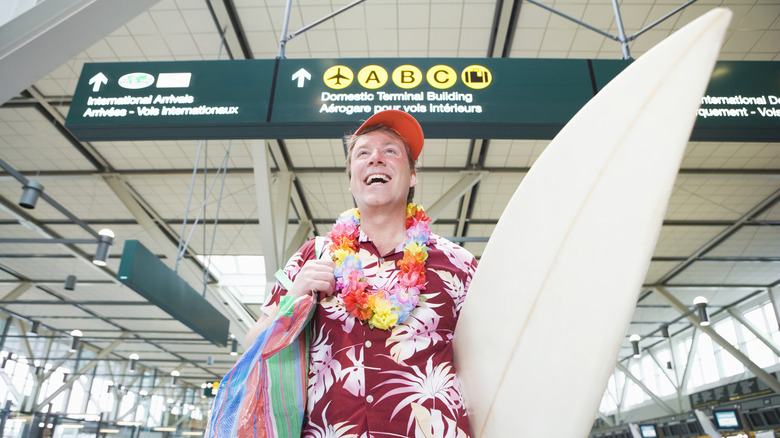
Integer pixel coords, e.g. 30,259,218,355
315,235,326,260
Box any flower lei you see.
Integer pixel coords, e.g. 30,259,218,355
327,203,431,330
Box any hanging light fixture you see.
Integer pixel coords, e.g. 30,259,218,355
693,296,710,326
19,181,44,209
31,321,41,334
629,334,642,358
128,353,139,373
92,229,115,266
660,324,669,338
64,275,77,291
69,329,83,352
170,370,180,387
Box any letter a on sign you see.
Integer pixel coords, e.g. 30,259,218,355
358,65,388,89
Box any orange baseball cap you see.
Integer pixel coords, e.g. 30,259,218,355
354,110,424,160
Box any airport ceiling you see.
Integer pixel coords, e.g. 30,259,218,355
0,0,778,394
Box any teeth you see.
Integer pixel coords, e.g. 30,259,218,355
365,174,390,184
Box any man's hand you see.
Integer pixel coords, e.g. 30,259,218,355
246,258,336,345
288,258,337,299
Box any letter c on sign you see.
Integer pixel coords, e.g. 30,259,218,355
427,65,457,89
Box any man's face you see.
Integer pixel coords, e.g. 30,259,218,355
349,130,417,211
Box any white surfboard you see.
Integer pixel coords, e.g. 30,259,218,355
453,8,731,437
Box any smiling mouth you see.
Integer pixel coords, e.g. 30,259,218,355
365,174,390,185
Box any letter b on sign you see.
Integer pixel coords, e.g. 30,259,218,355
392,65,422,89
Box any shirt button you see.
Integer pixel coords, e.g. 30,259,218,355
366,395,374,403
378,258,385,264
365,340,372,348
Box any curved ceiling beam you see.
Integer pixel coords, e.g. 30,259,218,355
0,0,162,105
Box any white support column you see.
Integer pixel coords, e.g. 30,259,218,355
694,409,722,438
426,171,483,223
680,327,699,392
117,363,185,420
616,362,678,415
666,334,682,388
727,307,780,358
285,219,313,262
0,371,22,405
664,335,685,412
455,187,473,237
268,139,314,241
769,286,780,331
597,411,615,427
104,176,179,263
618,367,629,418
35,332,130,410
274,171,293,264
113,373,144,421
647,348,678,391
253,141,281,280
1,281,33,302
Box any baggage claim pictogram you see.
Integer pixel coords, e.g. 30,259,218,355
316,64,491,115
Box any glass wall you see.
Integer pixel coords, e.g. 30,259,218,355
600,295,780,418
1,318,212,437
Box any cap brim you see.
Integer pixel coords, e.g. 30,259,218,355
354,110,424,160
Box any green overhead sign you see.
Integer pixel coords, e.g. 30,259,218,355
66,60,273,140
694,61,780,141
65,58,780,142
268,58,601,139
117,240,230,347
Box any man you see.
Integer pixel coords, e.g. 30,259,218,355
248,110,477,437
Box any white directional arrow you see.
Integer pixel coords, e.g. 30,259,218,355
291,68,311,88
89,73,108,92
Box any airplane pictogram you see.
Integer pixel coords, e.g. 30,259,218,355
328,68,350,86
323,65,353,89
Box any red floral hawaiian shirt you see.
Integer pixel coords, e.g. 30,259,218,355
262,230,477,438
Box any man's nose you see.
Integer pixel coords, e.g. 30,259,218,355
368,148,384,163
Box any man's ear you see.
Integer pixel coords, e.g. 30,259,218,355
410,170,418,188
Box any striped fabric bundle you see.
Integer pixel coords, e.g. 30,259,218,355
206,293,315,438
